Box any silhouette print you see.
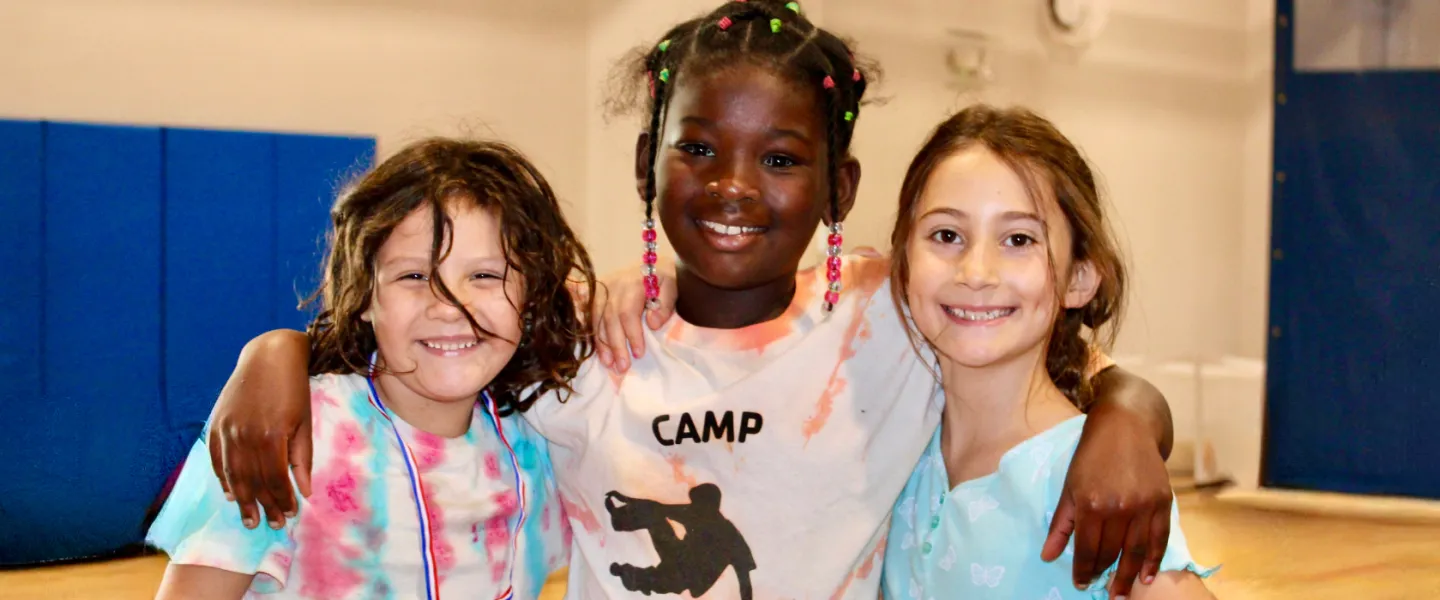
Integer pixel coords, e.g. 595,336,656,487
604,484,755,599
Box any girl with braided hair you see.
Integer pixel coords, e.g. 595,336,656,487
202,2,1178,598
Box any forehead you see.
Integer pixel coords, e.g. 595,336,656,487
664,63,823,136
382,199,503,254
918,146,1060,220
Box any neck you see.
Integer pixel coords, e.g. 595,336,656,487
938,346,1077,454
674,265,796,329
371,368,475,439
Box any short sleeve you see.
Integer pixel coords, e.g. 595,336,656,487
1088,499,1218,597
146,439,295,593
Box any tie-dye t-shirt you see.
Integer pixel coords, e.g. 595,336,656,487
148,373,569,599
525,255,944,599
882,415,1215,600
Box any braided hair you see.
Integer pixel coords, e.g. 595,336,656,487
612,0,876,233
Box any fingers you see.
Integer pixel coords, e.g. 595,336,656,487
291,422,314,500
1041,496,1075,562
601,298,631,372
219,430,262,530
619,297,647,363
1069,500,1104,590
207,426,233,502
1142,499,1172,585
590,285,614,368
1107,510,1151,599
1089,511,1129,588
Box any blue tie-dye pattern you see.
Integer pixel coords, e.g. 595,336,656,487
149,374,567,599
356,387,396,599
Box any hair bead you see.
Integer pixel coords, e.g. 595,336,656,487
718,16,733,30
822,75,835,89
844,110,854,122
785,2,801,13
770,18,782,33
658,39,671,52
659,68,670,82
852,68,861,82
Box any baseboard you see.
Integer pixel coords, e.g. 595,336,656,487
1216,487,1440,525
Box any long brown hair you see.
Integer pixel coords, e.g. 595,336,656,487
889,105,1126,407
304,138,595,414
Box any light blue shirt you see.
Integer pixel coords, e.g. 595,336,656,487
882,415,1215,599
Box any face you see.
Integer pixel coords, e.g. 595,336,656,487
366,201,525,404
639,63,858,290
904,146,1098,369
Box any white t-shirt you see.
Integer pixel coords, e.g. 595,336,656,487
527,255,943,599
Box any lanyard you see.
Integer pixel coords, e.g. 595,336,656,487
364,355,528,600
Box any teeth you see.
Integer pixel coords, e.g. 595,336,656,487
944,307,1015,321
422,340,478,351
699,220,764,236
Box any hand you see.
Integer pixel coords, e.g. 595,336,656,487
592,257,677,373
1043,405,1172,598
206,330,314,531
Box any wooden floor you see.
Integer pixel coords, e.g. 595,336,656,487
5,489,1440,599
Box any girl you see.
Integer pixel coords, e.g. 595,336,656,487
880,106,1215,599
203,2,1176,598
147,139,586,599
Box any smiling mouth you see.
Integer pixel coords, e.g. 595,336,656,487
943,306,1017,323
418,338,482,356
697,219,766,236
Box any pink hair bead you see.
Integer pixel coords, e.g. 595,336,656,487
643,229,657,242
644,251,658,265
718,16,733,30
822,75,835,89
824,291,840,305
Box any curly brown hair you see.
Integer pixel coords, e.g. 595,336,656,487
889,105,1127,409
303,137,595,414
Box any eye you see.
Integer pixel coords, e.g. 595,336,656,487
678,142,714,157
762,154,797,169
929,229,963,245
1004,233,1038,247
397,272,428,282
472,271,502,281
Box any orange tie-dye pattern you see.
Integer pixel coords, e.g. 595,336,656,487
827,534,887,600
665,268,819,353
665,453,700,487
801,259,889,443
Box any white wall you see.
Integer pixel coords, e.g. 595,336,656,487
0,0,590,231
823,0,1258,363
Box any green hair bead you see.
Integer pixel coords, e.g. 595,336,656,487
770,18,782,33
659,68,670,82
844,110,855,122
785,2,800,13
658,39,671,52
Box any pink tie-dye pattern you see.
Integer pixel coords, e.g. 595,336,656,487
412,430,447,470
483,453,502,479
295,425,371,599
826,533,887,600
423,487,458,577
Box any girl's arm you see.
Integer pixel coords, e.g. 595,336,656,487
1044,366,1175,600
206,329,313,530
155,564,254,600
1127,570,1216,600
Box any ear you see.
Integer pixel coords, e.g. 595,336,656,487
825,155,863,225
1063,259,1101,309
634,132,652,201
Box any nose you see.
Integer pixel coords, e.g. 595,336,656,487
425,282,471,321
957,242,1000,290
705,160,760,207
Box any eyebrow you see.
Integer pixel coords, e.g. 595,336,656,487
918,208,1043,223
678,116,813,145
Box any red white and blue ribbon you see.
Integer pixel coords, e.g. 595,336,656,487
481,388,528,600
364,353,528,600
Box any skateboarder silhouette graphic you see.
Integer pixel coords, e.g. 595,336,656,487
604,484,756,599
